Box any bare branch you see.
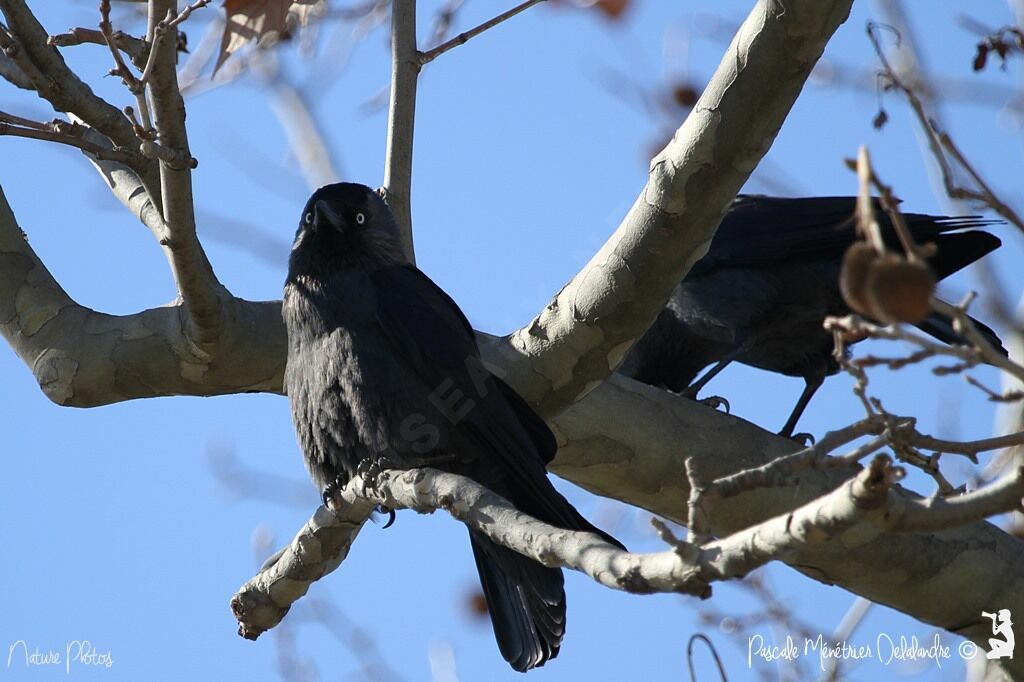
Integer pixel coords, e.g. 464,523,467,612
382,0,420,262
0,49,32,89
418,0,546,65
705,418,889,499
165,0,213,30
0,0,158,190
232,503,374,640
145,0,226,351
887,466,1024,532
827,313,1024,385
934,297,1024,379
261,65,341,190
232,457,1024,642
0,114,135,163
500,0,856,417
868,21,1024,233
0,187,284,406
46,27,149,67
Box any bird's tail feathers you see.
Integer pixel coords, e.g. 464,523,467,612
915,307,1007,358
469,530,565,672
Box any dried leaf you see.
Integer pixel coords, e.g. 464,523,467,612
549,0,631,21
972,44,988,71
593,0,630,20
215,0,324,74
872,108,889,130
671,83,699,109
464,590,489,619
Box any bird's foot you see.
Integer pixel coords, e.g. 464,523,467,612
787,432,816,446
356,457,399,528
321,472,349,509
675,386,730,413
699,395,730,413
356,455,395,498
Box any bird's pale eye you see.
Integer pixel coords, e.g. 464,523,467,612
304,212,313,225
355,212,366,225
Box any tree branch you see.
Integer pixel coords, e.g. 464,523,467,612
232,457,1024,643
497,0,855,417
0,113,135,163
418,0,547,65
381,0,419,262
47,27,149,67
0,0,158,191
0,49,32,89
232,502,374,640
142,0,226,352
0,187,284,405
868,21,1024,233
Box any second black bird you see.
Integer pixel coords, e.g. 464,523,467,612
619,195,1004,437
283,182,622,673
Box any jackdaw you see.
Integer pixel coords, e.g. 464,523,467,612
283,182,623,673
619,195,1004,437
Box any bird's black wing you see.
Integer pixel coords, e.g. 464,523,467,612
692,195,1000,273
370,264,618,544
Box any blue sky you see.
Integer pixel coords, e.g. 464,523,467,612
2,1,1022,680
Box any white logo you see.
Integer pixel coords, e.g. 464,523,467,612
982,610,1015,660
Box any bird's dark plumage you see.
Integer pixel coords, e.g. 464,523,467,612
619,195,1005,436
283,183,621,672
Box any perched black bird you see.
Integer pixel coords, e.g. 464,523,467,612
283,182,622,673
619,195,1004,437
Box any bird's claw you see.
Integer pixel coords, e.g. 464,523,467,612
356,458,398,528
376,505,397,529
789,432,816,446
321,472,348,509
356,456,394,498
699,395,730,413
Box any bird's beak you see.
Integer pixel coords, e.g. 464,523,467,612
314,200,344,230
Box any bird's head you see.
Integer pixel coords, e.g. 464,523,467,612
288,182,406,278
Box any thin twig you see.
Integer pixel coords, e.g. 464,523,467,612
47,27,148,67
933,297,1024,382
418,0,546,65
855,146,885,253
868,22,1024,234
0,115,134,163
166,0,213,30
98,0,153,133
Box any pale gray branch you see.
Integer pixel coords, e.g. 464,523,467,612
232,456,1024,644
381,0,419,262
144,0,227,352
265,72,341,190
231,502,374,640
499,0,855,417
0,187,285,406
